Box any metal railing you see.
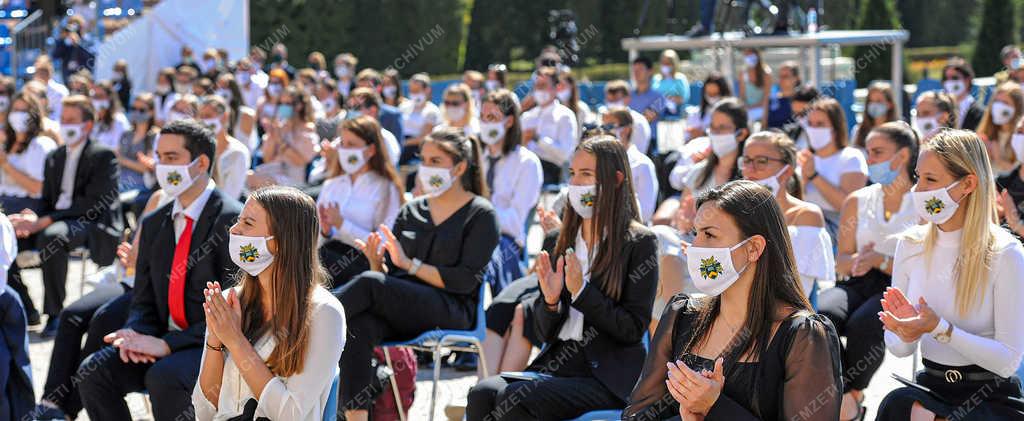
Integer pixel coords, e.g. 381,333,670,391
11,9,49,83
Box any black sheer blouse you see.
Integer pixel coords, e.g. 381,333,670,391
623,295,843,421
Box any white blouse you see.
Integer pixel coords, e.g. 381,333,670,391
523,100,579,166
399,100,441,138
886,227,1024,377
787,225,835,295
803,147,868,212
627,144,658,224
853,184,920,257
483,145,542,246
0,213,15,291
558,231,593,341
91,113,131,151
192,286,346,421
317,171,402,248
215,137,252,201
0,135,57,198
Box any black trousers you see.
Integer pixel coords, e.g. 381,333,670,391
817,271,889,392
0,285,33,421
334,271,474,410
8,220,92,317
467,375,622,421
77,345,203,421
319,240,371,289
42,285,131,416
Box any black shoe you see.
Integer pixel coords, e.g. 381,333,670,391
26,310,41,327
684,23,709,37
39,318,59,339
452,352,478,372
31,403,66,421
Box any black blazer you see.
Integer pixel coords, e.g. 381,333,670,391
960,99,986,132
125,188,241,351
531,224,659,401
40,139,122,265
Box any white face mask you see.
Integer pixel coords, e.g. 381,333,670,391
944,80,967,97
605,100,624,109
92,99,110,112
705,95,721,106
410,93,427,105
445,106,466,122
751,165,790,196
267,83,283,97
990,100,1016,126
229,234,275,276
382,85,397,99
661,64,673,75
805,126,833,150
744,54,758,68
912,115,940,138
484,80,500,91
155,158,199,198
322,98,337,111
8,111,30,133
479,119,507,145
556,89,572,103
334,65,351,79
911,180,962,225
155,84,171,95
709,132,739,157
686,237,751,296
533,89,553,105
202,117,223,135
61,122,86,145
337,146,367,174
418,165,455,196
1012,133,1024,164
567,184,597,219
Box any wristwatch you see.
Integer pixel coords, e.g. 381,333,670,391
932,318,954,344
807,171,819,181
409,258,423,276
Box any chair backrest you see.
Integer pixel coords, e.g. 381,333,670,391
472,281,489,335
322,371,340,421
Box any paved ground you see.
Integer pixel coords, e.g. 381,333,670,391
22,229,918,420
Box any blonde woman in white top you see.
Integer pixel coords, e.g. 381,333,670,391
437,83,480,138
819,121,922,421
877,129,1024,420
199,96,251,201
317,115,404,288
195,186,346,421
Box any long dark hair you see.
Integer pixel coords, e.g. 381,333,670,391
4,92,43,154
216,73,245,133
684,180,811,371
554,135,642,301
853,81,898,148
700,72,732,117
93,80,123,129
696,97,747,188
330,115,406,204
557,69,581,123
423,127,488,197
482,89,522,157
237,186,329,377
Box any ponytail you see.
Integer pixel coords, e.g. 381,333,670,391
424,127,489,197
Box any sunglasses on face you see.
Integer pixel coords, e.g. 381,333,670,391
444,101,464,107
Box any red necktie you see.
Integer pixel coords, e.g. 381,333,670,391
169,215,193,329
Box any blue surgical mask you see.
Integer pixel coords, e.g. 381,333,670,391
276,104,293,121
867,158,900,186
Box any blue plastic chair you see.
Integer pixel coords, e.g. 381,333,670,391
382,283,490,421
567,409,623,421
323,371,340,421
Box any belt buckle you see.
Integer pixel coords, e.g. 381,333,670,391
945,369,963,383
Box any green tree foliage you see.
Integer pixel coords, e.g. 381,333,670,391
850,0,902,86
971,0,1018,76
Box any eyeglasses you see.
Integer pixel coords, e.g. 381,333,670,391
444,101,464,107
599,123,623,131
738,155,787,171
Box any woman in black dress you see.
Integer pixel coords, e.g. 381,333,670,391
333,127,499,421
466,135,659,420
624,180,842,420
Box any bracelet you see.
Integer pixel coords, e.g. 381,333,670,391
807,171,819,181
206,341,226,353
408,258,423,276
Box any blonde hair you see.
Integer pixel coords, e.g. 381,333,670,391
442,83,476,125
659,49,680,73
976,81,1024,162
910,129,999,316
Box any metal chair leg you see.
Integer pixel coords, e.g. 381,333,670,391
473,338,489,379
382,347,407,421
430,342,442,421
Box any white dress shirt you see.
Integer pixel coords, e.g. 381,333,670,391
46,79,69,122
380,128,401,170
523,100,579,166
241,81,266,109
216,137,252,200
0,135,57,198
56,140,88,210
627,144,658,224
957,94,975,129
317,171,401,248
399,101,441,138
484,145,542,246
0,213,16,293
787,225,835,296
558,231,593,341
168,179,216,330
192,286,346,421
886,227,1024,377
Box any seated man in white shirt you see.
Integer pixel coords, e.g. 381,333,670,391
346,87,402,170
601,108,659,224
597,79,652,156
522,66,579,185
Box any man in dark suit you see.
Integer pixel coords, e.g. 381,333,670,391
7,95,121,337
76,120,241,421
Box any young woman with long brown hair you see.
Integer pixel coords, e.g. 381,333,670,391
194,186,346,420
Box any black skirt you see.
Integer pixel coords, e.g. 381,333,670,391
484,275,545,347
877,360,1024,420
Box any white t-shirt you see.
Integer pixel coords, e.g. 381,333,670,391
0,135,58,198
627,144,658,224
399,101,441,138
803,147,868,212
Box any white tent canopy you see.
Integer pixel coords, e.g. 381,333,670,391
95,0,249,93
